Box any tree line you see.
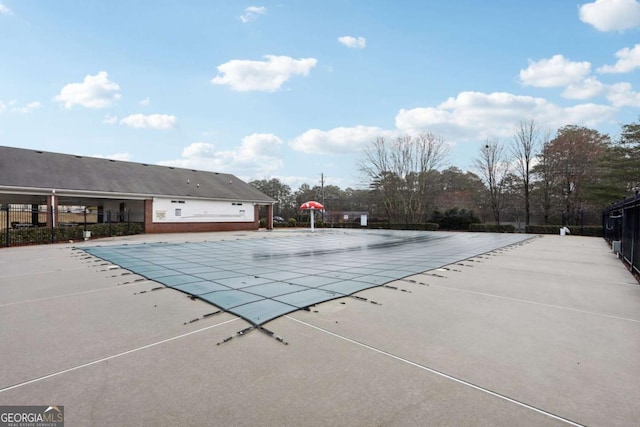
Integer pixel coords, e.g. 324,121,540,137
251,116,640,228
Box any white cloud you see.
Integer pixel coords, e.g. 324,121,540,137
290,126,396,155
13,101,42,113
289,92,610,157
561,103,620,127
119,113,177,130
54,71,121,109
139,97,150,106
560,74,640,106
606,82,640,107
159,134,283,177
240,6,266,23
519,55,591,87
103,114,118,124
597,44,640,73
276,175,315,190
517,47,640,105
395,91,617,141
0,3,11,15
338,36,366,49
92,152,131,161
579,0,640,32
0,100,42,113
562,77,606,99
211,55,317,92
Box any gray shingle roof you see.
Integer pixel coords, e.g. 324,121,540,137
0,146,274,203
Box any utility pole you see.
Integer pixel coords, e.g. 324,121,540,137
320,173,325,222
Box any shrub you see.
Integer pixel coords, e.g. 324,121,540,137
430,208,480,230
288,218,297,227
86,222,142,237
469,223,516,233
525,225,603,237
388,223,440,231
1,222,143,246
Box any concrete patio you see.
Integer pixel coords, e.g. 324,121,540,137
0,230,638,426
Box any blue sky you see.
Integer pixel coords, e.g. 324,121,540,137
1,1,639,189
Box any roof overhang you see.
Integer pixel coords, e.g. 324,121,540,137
0,185,276,206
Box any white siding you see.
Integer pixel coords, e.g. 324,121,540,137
152,197,254,223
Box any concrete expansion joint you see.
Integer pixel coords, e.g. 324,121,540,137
0,317,240,394
286,316,588,427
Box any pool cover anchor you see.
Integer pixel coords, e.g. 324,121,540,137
399,278,429,286
382,284,412,293
184,310,222,325
118,278,147,286
349,295,382,305
116,278,147,286
134,286,165,295
423,272,446,278
454,262,474,268
216,325,289,346
257,325,289,345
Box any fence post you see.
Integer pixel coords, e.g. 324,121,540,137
632,198,637,274
107,210,112,237
50,205,55,243
2,204,9,247
127,209,130,234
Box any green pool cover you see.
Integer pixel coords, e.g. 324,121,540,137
81,230,532,325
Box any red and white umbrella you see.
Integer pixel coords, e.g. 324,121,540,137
300,201,324,232
300,201,324,210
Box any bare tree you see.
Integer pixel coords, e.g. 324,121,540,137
531,131,557,224
474,139,511,224
512,119,540,226
359,133,448,223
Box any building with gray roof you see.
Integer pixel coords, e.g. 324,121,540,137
0,145,275,233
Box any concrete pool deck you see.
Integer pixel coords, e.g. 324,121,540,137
0,230,638,426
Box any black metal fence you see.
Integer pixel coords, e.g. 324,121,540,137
603,193,640,275
0,204,143,247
